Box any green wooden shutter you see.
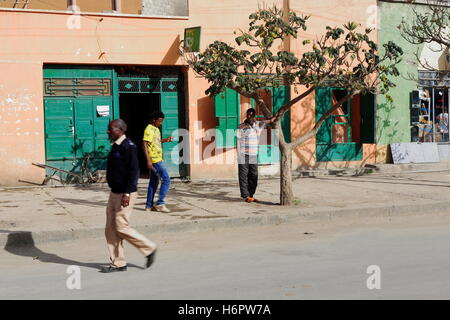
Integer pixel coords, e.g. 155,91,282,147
315,87,332,144
161,91,180,176
215,88,239,148
273,86,291,143
215,92,227,148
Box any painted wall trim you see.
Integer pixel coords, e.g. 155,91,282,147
378,0,450,8
0,7,189,20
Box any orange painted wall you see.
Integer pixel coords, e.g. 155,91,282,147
121,0,142,15
0,0,378,185
76,0,113,13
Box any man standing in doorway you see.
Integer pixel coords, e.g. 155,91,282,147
237,108,276,203
103,119,157,273
143,111,173,213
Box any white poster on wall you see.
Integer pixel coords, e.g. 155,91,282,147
96,105,110,117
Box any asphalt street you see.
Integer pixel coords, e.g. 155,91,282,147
1,214,450,300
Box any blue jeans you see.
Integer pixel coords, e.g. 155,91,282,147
146,161,170,208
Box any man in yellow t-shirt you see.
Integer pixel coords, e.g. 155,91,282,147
143,111,173,213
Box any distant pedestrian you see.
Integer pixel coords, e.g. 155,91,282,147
237,108,275,203
143,111,174,213
103,119,157,273
437,112,449,142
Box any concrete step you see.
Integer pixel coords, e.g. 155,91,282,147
295,161,450,177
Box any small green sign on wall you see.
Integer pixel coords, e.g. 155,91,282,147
184,26,201,52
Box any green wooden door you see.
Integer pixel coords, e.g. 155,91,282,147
45,97,114,160
161,91,180,176
43,66,117,175
74,98,95,158
315,87,362,162
44,98,76,160
214,88,239,148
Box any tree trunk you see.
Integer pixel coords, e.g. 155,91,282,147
279,145,293,206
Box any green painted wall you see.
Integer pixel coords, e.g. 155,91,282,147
377,2,424,144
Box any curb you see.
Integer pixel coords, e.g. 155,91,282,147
2,200,450,248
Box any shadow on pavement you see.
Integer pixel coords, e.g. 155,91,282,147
54,198,107,207
167,182,279,206
313,176,450,188
2,231,144,271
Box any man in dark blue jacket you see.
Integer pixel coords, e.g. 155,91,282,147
102,119,157,273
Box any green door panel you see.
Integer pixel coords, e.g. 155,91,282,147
315,87,332,144
273,86,291,143
46,137,75,161
92,96,114,157
161,93,180,176
257,145,280,164
44,98,75,160
214,92,227,117
226,117,238,147
225,89,239,117
74,98,94,157
214,88,239,148
43,67,114,79
316,143,362,162
216,117,227,148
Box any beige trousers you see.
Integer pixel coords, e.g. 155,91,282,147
105,192,156,268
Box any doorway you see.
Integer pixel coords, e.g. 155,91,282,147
119,93,160,175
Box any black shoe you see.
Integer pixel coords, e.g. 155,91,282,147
100,265,127,273
145,249,157,269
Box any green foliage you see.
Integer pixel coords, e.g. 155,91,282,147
182,5,403,125
186,6,402,100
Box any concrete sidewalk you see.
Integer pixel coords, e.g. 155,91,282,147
2,163,450,247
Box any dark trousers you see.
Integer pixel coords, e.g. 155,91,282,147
238,154,258,198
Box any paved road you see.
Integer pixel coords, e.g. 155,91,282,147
1,215,449,299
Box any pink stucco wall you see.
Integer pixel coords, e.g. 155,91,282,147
0,0,378,185
0,9,188,185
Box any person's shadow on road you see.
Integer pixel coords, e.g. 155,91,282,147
2,230,144,272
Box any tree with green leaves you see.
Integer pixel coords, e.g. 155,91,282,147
399,0,449,71
180,6,403,206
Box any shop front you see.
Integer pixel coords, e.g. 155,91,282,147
411,71,450,144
